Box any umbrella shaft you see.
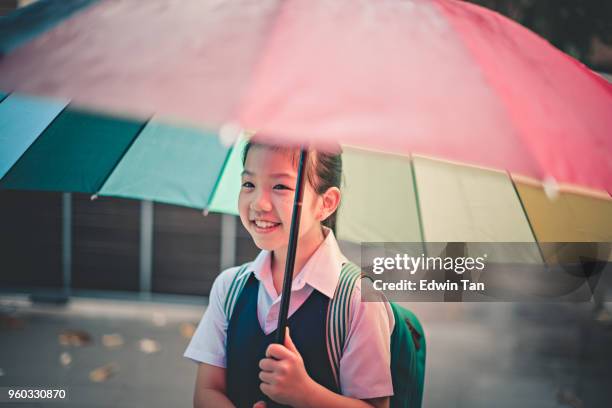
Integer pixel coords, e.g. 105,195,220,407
275,147,308,345
265,148,307,408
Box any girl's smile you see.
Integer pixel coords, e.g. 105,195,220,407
251,219,281,234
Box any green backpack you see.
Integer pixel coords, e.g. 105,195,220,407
224,262,426,408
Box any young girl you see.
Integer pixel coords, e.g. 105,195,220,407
185,140,395,408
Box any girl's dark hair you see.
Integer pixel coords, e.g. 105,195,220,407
242,141,342,233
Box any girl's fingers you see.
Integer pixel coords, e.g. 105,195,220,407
260,382,273,398
265,343,294,360
253,401,267,408
283,327,299,354
258,370,275,384
259,357,276,372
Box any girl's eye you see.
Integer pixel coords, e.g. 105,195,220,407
273,184,291,191
242,181,254,188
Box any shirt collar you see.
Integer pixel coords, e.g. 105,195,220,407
249,227,347,299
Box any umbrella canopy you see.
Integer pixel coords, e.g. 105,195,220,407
0,0,610,193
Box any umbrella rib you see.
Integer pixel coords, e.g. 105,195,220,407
409,155,427,250
507,171,546,263
93,115,152,199
203,139,237,215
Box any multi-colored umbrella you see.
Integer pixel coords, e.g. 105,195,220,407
1,0,611,352
0,0,611,193
2,0,611,240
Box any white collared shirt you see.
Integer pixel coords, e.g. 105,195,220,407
184,228,395,399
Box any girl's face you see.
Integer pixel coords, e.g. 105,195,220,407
238,146,324,252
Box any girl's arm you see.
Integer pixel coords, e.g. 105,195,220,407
187,267,240,407
193,363,235,408
300,381,389,408
258,329,390,408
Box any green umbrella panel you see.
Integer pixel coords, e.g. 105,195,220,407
0,92,234,209
98,119,231,209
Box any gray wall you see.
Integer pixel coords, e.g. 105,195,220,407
0,190,259,296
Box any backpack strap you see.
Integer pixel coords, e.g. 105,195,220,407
325,262,362,389
223,262,253,320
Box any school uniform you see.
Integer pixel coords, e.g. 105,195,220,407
185,227,394,406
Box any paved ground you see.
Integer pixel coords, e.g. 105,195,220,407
1,295,611,408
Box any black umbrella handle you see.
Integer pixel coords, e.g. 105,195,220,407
264,147,308,408
275,147,308,345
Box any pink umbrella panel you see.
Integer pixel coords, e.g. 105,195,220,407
0,0,610,191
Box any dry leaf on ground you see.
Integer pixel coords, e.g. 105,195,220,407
58,330,92,347
89,362,119,383
102,334,124,348
180,322,196,339
59,352,72,367
138,338,161,354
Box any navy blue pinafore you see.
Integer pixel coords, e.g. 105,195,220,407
226,274,339,408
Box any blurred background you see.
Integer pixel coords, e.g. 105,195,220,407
0,1,611,407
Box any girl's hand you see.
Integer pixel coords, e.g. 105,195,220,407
258,328,314,407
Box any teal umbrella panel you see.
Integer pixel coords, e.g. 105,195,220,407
0,93,67,179
99,120,230,209
205,135,248,215
0,107,144,193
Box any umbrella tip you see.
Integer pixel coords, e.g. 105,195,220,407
203,208,210,216
90,194,99,201
218,122,242,147
543,176,559,201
